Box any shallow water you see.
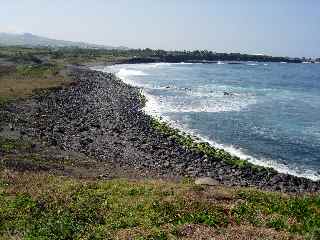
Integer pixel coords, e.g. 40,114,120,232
94,62,320,180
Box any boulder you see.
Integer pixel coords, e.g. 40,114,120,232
195,177,219,186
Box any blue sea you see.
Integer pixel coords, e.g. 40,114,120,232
94,62,320,180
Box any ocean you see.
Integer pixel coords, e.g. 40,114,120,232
94,62,320,180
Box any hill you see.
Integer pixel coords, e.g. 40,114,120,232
0,32,128,50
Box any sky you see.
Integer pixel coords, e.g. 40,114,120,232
1,0,320,57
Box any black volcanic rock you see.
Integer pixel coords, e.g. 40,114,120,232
1,67,319,193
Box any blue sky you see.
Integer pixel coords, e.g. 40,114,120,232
1,0,320,57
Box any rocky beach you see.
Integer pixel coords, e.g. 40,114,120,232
1,2,320,236
1,66,319,193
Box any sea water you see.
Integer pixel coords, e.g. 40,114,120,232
94,62,320,180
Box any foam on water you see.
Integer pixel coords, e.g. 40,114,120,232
161,117,320,181
105,64,258,114
118,62,192,70
142,93,256,113
97,66,152,88
117,69,148,77
94,64,320,181
140,93,320,180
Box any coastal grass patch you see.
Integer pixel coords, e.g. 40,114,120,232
0,171,317,239
233,190,320,238
0,96,12,108
14,64,61,78
137,90,148,107
0,137,33,154
0,173,228,239
0,63,70,100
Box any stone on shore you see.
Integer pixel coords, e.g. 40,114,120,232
195,177,219,186
1,66,318,193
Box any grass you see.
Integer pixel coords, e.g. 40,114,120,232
0,96,13,109
0,63,70,101
15,64,60,78
0,46,131,66
233,190,320,237
0,171,318,239
0,137,32,154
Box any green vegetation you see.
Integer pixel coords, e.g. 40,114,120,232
138,90,148,107
0,96,12,108
0,172,318,239
234,190,320,237
150,119,270,172
0,45,302,66
15,64,60,78
0,137,32,154
0,63,70,101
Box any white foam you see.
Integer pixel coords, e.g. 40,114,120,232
94,65,320,181
151,116,320,181
142,93,256,114
126,62,192,69
95,66,151,88
128,63,173,69
151,62,173,67
106,65,257,113
141,89,319,180
117,69,148,77
146,62,194,68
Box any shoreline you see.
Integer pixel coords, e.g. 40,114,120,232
1,66,319,192
92,67,320,192
99,63,320,182
143,93,320,181
1,48,320,239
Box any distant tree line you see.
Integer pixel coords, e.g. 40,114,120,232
50,47,302,63
0,46,310,64
122,49,303,63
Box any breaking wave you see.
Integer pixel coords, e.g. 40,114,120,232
141,92,320,180
94,63,320,181
117,69,148,77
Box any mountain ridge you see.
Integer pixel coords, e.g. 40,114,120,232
0,32,128,50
